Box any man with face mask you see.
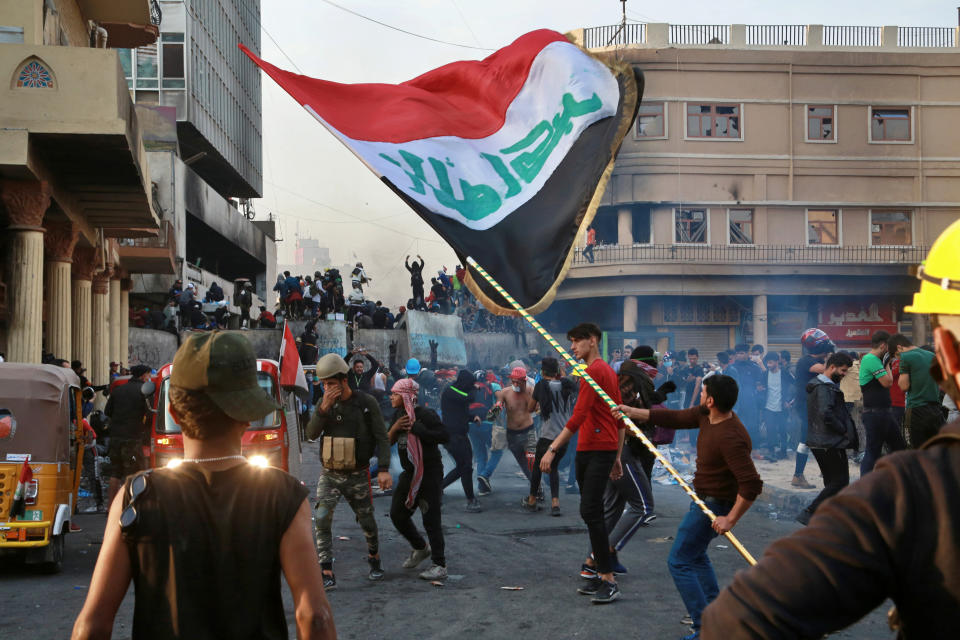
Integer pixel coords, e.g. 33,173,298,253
701,219,960,639
494,366,537,482
795,351,858,526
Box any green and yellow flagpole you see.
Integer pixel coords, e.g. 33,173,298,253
466,256,758,566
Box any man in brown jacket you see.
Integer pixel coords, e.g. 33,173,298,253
618,374,762,639
700,219,960,639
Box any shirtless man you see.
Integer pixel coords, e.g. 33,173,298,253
495,367,537,481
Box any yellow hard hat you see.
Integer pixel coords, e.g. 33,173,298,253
905,218,960,315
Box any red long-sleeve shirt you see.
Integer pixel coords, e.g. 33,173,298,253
565,358,623,451
649,406,763,502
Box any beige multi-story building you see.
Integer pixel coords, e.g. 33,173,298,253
547,22,960,358
0,0,163,384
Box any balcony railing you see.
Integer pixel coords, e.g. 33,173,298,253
121,220,174,251
746,24,806,46
583,23,646,48
580,23,959,49
572,244,926,266
670,24,729,45
898,26,954,47
823,25,881,47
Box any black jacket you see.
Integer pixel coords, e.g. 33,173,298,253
806,376,858,450
396,406,448,469
103,379,148,441
440,370,475,437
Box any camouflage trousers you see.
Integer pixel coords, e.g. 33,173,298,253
315,467,378,564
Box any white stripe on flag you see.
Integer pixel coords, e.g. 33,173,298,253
304,41,619,231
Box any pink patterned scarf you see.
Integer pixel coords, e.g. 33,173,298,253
391,378,423,509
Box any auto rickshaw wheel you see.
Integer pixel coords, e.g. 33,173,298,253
42,533,65,574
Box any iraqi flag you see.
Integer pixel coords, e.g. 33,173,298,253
279,321,309,399
240,30,642,314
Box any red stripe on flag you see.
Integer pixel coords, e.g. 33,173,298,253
239,29,568,143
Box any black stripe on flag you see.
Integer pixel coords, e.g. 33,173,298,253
382,67,644,314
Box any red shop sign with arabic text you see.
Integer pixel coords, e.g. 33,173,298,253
818,301,898,345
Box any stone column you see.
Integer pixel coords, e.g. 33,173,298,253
91,265,113,389
753,294,768,349
43,220,80,361
72,246,98,371
120,279,131,367
0,180,51,363
912,313,928,346
617,207,634,245
623,295,638,333
109,276,121,367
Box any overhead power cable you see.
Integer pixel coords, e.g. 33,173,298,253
319,0,494,51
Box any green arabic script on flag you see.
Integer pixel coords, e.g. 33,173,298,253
378,92,602,221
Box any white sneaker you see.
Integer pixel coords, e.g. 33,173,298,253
419,564,447,580
403,546,432,569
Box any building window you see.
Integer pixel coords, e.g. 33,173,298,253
728,209,753,244
135,43,158,88
686,103,741,139
807,105,835,141
161,33,185,89
675,208,708,244
871,210,912,246
120,33,187,111
636,102,666,138
870,107,912,142
807,209,840,246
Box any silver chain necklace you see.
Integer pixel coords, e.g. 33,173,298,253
182,455,246,463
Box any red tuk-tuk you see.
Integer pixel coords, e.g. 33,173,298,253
147,359,302,477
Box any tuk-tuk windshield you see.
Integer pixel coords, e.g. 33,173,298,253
158,372,281,433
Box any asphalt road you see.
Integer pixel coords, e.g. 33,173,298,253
0,443,893,640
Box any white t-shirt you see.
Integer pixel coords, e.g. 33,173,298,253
765,370,782,412
373,372,386,392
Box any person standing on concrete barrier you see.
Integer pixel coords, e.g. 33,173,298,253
441,370,482,512
387,378,450,580
307,353,392,591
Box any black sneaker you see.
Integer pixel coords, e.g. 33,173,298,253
520,498,541,512
591,580,620,604
580,562,598,579
536,486,544,503
477,476,492,496
322,572,337,591
368,557,384,581
577,577,602,595
551,505,561,517
795,509,812,526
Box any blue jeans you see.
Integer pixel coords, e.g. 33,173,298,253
469,421,491,471
668,498,733,631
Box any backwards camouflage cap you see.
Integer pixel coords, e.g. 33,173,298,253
171,331,280,422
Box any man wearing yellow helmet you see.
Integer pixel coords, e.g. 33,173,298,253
700,219,960,639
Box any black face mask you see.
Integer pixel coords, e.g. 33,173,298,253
830,373,843,384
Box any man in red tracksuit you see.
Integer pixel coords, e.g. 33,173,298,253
540,322,624,604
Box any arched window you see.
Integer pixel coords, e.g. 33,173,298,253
14,57,55,89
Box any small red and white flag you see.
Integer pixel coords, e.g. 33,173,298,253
10,456,33,519
240,30,642,314
280,321,309,399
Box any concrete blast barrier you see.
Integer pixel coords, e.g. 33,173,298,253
354,329,405,366
404,310,467,367
127,327,179,368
